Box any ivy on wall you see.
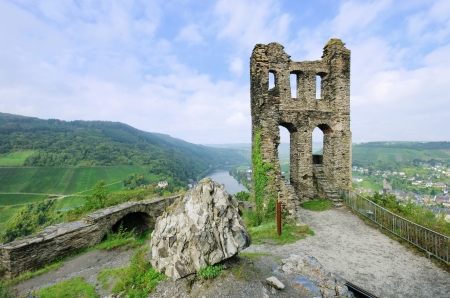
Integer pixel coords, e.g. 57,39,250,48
252,128,275,224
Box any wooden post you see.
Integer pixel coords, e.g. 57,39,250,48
276,193,282,236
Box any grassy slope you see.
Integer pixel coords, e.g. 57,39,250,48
0,151,35,166
352,146,450,162
0,165,146,195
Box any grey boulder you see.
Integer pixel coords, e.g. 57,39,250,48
150,178,251,279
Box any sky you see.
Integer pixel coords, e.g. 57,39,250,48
0,0,449,144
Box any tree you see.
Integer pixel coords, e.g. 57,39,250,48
85,180,110,210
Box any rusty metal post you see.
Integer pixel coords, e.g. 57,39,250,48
276,200,282,236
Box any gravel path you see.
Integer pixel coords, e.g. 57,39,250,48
244,206,450,298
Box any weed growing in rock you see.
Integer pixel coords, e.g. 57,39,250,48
198,264,223,280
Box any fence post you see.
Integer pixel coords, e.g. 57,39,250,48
276,200,282,236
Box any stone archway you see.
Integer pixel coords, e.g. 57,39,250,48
111,211,154,235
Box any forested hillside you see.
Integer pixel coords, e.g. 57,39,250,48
354,141,450,150
0,113,248,184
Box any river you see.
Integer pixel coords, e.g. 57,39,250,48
205,167,248,195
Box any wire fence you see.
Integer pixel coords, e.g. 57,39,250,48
340,189,450,264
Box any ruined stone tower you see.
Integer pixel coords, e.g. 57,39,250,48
250,39,352,219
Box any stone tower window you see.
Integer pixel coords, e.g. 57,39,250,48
268,71,275,90
316,75,322,99
290,73,297,99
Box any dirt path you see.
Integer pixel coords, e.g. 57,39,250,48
244,206,450,298
13,248,135,297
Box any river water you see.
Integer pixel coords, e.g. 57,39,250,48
205,168,247,195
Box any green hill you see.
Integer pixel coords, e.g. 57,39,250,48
353,141,450,164
0,113,249,228
0,112,248,180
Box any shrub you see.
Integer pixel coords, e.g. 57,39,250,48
198,264,223,280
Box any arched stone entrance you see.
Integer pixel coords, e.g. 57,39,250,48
111,212,154,235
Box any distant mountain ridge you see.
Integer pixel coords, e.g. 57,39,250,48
0,112,248,184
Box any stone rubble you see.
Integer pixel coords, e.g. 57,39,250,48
273,252,355,298
266,276,285,290
150,178,252,279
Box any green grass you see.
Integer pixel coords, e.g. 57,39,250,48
0,194,48,206
352,147,450,163
0,205,23,223
239,252,272,262
301,199,334,211
95,229,151,251
33,276,99,298
98,247,165,297
0,165,146,195
244,213,314,245
0,151,35,166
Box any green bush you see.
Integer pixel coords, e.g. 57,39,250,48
198,264,223,280
1,199,62,243
235,191,251,202
367,193,450,237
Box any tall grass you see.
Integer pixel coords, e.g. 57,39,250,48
98,247,165,298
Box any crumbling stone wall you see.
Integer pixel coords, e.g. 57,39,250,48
0,196,179,279
250,39,352,218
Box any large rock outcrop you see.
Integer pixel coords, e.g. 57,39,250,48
150,178,251,279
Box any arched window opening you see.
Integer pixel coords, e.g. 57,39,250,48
112,212,153,236
312,127,324,164
269,71,275,90
316,75,322,99
290,73,297,99
279,125,290,183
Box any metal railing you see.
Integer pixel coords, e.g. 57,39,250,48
340,189,450,264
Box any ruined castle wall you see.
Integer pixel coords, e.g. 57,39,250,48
0,195,179,279
250,39,352,216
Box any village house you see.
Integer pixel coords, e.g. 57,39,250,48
158,180,169,188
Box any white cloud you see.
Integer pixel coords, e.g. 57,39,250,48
214,0,291,50
332,0,392,37
228,57,244,76
176,24,203,44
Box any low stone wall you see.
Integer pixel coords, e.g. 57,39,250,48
0,195,179,279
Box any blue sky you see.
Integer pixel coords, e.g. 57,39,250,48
1,0,449,144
